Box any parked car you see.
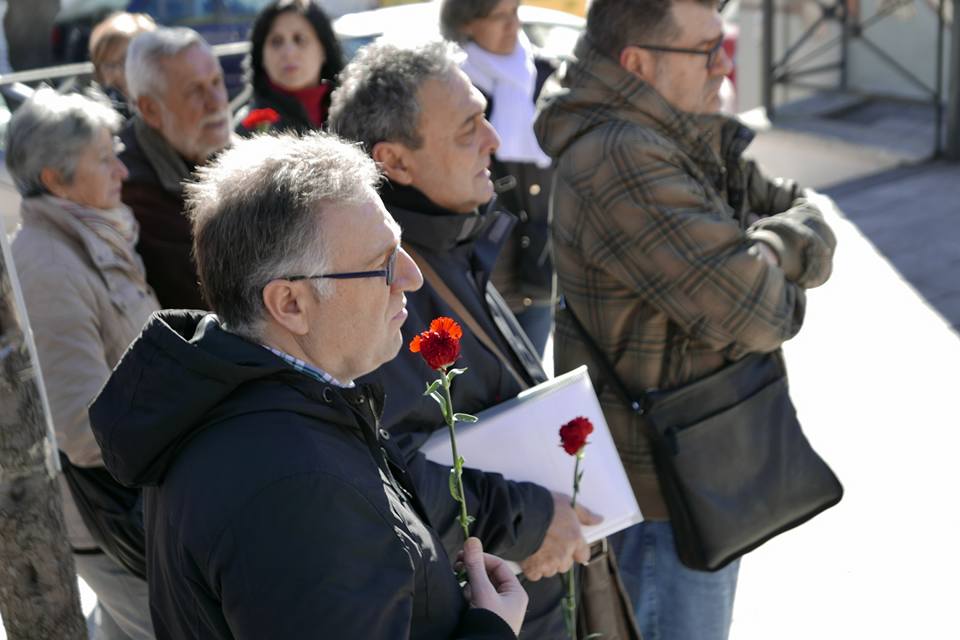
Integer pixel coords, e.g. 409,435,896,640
333,2,585,61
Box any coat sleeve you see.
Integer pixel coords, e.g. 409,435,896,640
16,259,110,467
579,145,813,355
402,447,553,562
369,314,554,563
740,158,837,288
453,609,518,639
210,473,419,640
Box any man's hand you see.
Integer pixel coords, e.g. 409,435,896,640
460,537,529,636
754,241,780,267
518,492,602,581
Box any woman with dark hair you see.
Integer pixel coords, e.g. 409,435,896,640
235,0,344,135
440,0,557,358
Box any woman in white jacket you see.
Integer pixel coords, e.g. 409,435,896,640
440,0,557,358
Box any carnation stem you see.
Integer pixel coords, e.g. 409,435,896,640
443,371,471,541
562,452,584,640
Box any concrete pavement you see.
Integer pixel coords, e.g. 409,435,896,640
730,110,960,639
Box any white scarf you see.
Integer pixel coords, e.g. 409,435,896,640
461,32,552,168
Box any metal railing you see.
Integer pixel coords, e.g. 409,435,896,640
762,0,954,158
0,41,251,90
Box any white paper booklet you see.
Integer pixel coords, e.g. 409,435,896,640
420,365,643,544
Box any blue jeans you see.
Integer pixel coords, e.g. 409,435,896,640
609,521,739,640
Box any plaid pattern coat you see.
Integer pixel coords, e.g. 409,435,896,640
534,37,836,519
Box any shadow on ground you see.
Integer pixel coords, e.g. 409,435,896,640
825,160,960,333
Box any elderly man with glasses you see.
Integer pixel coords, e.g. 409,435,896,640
534,0,837,639
89,132,529,640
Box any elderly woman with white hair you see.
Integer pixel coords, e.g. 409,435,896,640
7,88,157,640
440,0,557,358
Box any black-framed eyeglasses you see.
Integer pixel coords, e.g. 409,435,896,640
281,245,399,287
630,36,726,70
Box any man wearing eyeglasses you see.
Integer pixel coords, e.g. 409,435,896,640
88,133,531,639
535,0,837,639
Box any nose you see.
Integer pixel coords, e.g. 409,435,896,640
481,117,501,156
115,158,129,181
714,44,734,77
394,247,423,293
279,38,297,58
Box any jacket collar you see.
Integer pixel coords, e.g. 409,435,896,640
131,115,196,194
379,182,515,276
539,35,755,172
92,310,386,486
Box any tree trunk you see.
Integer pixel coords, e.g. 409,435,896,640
3,0,59,70
0,230,86,638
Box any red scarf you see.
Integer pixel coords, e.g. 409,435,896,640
269,80,332,128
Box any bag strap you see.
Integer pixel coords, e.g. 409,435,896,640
559,296,645,414
405,244,530,391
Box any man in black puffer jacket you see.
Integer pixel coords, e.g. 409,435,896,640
330,40,601,640
89,133,528,640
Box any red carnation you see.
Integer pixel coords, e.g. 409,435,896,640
410,317,462,371
559,416,594,456
241,108,280,131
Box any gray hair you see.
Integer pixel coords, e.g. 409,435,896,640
125,27,209,100
5,88,122,197
329,40,461,153
186,132,382,341
439,0,502,42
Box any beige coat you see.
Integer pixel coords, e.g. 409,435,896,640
12,195,159,549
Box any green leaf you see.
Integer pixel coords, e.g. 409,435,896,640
446,367,469,381
456,455,466,469
422,379,441,397
465,515,476,525
448,468,461,501
428,390,446,410
453,413,478,423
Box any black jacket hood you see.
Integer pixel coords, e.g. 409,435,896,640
89,310,377,487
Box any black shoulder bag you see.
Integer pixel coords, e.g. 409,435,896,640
560,297,843,572
59,451,146,579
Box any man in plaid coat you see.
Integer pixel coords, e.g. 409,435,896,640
534,0,837,638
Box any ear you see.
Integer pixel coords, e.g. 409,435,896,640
371,141,415,186
619,46,655,84
137,94,164,130
39,167,68,198
262,280,312,337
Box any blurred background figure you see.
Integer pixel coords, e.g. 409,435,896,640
89,12,157,117
6,88,158,640
235,0,344,135
441,0,556,357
